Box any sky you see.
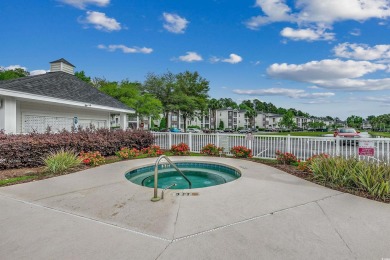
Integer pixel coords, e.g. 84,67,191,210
1,0,390,120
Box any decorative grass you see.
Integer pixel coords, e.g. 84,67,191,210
43,149,81,174
310,156,390,200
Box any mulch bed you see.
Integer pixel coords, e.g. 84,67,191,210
265,162,389,204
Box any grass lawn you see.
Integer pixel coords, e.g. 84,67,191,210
369,131,390,138
254,131,332,137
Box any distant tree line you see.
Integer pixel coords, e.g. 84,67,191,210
2,67,388,131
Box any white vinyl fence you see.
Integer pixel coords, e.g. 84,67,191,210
152,132,390,163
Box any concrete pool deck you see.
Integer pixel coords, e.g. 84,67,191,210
0,156,389,259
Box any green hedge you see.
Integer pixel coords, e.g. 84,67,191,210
0,129,154,169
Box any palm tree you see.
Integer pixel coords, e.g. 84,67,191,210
245,109,257,128
208,98,222,131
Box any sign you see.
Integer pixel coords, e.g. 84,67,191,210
358,141,375,156
245,133,254,141
219,135,229,153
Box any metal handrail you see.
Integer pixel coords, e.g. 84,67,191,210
151,155,192,202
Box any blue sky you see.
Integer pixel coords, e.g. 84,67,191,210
1,0,390,120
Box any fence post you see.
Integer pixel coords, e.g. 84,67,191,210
168,132,172,148
216,132,220,147
189,132,193,152
335,136,340,156
287,134,291,153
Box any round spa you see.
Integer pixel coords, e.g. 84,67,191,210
125,162,241,189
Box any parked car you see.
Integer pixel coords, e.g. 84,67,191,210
334,128,360,145
187,128,202,133
170,127,181,133
238,128,252,134
224,128,234,133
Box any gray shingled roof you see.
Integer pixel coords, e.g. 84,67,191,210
0,72,133,111
50,58,75,67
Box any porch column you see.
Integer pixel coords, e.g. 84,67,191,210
0,97,17,134
119,112,127,131
178,110,181,129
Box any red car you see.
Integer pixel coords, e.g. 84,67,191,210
334,128,360,145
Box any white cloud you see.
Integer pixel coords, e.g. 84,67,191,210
295,0,390,24
82,11,121,31
162,13,188,34
363,96,390,104
209,56,220,63
246,0,390,41
267,59,390,91
59,0,109,9
1,65,47,76
223,54,243,64
246,0,293,29
281,27,335,41
2,65,27,71
333,43,390,61
233,87,335,99
313,78,390,91
177,52,203,62
98,44,153,54
267,59,386,81
349,28,361,36
30,70,48,76
247,0,390,29
209,54,243,64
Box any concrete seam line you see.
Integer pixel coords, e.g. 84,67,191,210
172,193,345,242
154,241,173,260
0,194,171,243
315,201,354,255
32,180,127,202
172,194,182,240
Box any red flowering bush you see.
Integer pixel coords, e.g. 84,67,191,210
201,144,223,156
231,146,252,158
79,151,105,166
171,143,190,156
298,153,329,172
276,150,297,165
142,145,163,157
116,147,140,159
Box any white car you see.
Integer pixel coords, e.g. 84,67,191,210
187,128,202,133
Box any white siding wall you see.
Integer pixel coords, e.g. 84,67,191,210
254,113,265,128
18,101,110,133
50,62,74,75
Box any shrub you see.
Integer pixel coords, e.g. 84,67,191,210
276,150,297,165
231,146,252,158
142,145,163,157
297,153,329,172
116,147,140,159
171,143,190,156
310,156,390,199
0,129,154,169
201,144,223,156
43,149,81,174
79,151,105,166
